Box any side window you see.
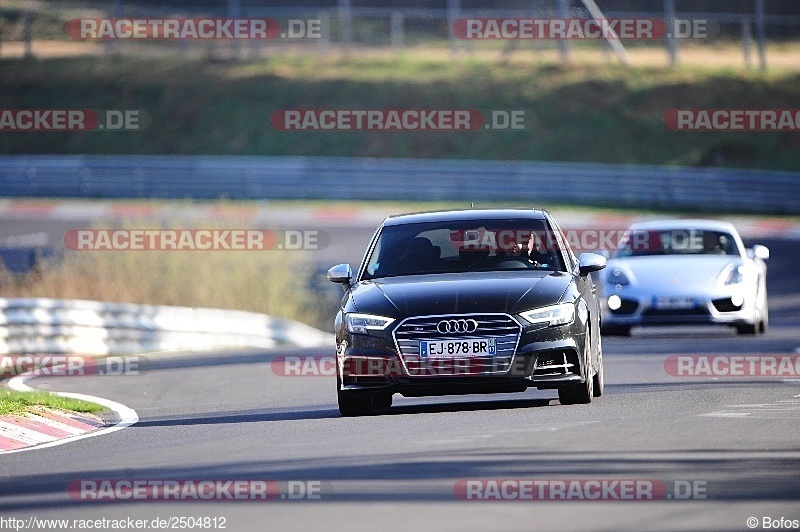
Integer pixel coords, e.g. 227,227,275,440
548,218,575,271
365,237,382,277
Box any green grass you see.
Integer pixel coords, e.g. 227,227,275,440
0,389,105,416
1,53,799,170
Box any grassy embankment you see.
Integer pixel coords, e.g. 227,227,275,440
1,53,799,169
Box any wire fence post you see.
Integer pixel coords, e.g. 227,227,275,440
742,17,753,69
447,0,461,57
754,0,766,71
104,0,123,56
391,11,404,53
228,0,240,61
318,11,331,55
22,0,33,58
338,0,352,55
664,0,677,66
557,0,570,63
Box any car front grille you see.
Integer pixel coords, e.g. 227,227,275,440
392,314,521,376
642,307,709,317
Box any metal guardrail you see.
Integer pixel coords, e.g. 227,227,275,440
1,155,798,214
0,298,333,355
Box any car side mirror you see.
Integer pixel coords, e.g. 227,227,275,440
578,253,607,276
750,244,770,261
327,263,353,285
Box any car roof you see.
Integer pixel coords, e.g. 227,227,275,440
625,219,739,234
382,208,548,226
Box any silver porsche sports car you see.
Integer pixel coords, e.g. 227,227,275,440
599,220,769,336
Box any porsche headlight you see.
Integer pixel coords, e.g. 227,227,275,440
520,303,575,327
719,264,744,285
345,313,395,334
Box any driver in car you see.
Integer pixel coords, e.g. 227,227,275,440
510,230,551,267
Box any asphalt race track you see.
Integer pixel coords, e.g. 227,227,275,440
1,236,799,532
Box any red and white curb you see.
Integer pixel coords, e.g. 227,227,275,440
0,373,138,455
0,408,104,451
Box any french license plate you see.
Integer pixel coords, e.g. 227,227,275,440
419,338,496,358
652,296,696,309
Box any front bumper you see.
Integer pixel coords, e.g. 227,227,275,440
337,316,587,396
602,287,755,327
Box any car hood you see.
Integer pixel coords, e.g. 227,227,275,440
606,255,741,288
350,271,571,318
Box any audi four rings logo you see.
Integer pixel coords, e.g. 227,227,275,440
437,319,479,334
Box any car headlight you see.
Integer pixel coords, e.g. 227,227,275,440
606,268,630,286
345,313,395,334
719,264,744,285
520,303,575,327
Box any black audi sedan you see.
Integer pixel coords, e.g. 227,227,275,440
327,209,607,416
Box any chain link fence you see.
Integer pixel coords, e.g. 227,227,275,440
1,1,799,68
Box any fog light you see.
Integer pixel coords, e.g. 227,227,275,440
731,293,744,307
607,295,622,310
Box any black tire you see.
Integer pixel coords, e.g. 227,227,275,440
601,324,630,337
558,376,593,405
559,328,593,405
337,389,374,417
372,393,393,410
736,321,758,335
593,333,604,398
337,373,375,416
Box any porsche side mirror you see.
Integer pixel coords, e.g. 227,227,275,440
751,245,770,261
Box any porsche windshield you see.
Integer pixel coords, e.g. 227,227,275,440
614,228,741,258
362,219,566,280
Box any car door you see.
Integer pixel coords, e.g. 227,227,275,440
547,214,599,368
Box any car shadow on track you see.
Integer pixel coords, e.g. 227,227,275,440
131,397,553,427
378,397,554,416
133,407,342,427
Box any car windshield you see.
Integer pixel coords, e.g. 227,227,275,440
614,228,741,258
362,218,566,280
